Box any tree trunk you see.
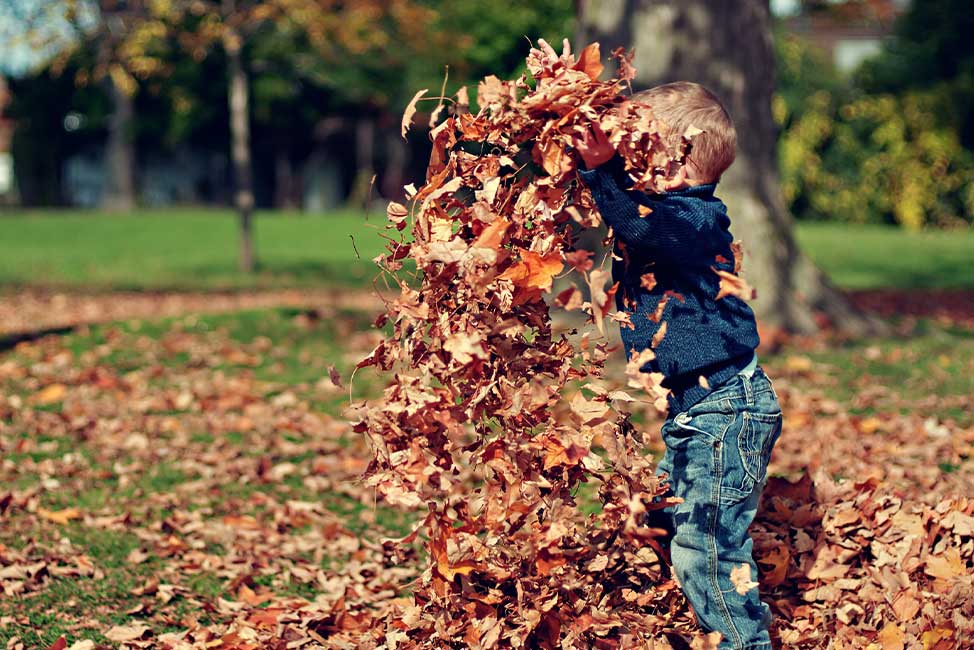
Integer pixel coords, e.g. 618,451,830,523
274,147,297,210
101,76,136,212
577,0,881,336
381,122,409,201
348,116,375,209
223,6,255,272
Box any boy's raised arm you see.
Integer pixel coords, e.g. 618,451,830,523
578,162,722,265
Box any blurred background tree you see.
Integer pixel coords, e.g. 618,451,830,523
1,0,970,290
2,0,573,271
777,0,974,231
578,0,878,335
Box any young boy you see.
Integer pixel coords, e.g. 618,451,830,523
577,82,783,650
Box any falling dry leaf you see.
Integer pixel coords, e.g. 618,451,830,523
401,88,428,138
651,321,668,348
0,36,967,650
500,249,564,292
730,563,759,595
713,268,756,301
574,42,604,80
327,365,343,388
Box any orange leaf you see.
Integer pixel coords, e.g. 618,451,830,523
536,548,568,576
247,608,284,628
713,268,755,301
564,249,594,272
925,547,965,579
731,240,745,273
574,42,604,80
878,623,905,650
555,286,583,311
541,435,589,470
757,544,789,587
431,532,479,580
499,249,563,292
34,383,67,405
921,629,955,650
222,515,261,530
38,507,82,525
651,321,667,348
472,217,510,250
237,584,273,606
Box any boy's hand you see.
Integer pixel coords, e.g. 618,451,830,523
576,123,615,170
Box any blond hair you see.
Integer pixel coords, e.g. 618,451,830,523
631,82,737,183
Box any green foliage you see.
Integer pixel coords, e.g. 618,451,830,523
855,0,974,149
775,33,974,229
424,0,574,83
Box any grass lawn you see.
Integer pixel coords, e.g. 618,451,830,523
794,222,974,290
0,208,389,291
1,209,972,291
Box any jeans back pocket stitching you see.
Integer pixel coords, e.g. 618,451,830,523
739,411,781,485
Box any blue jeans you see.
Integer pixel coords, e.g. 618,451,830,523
655,360,782,650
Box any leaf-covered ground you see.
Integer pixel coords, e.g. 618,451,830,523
1,296,972,648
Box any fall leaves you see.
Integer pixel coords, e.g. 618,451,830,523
357,40,706,647
357,35,974,649
1,295,972,647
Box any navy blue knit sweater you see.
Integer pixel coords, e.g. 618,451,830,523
578,158,760,414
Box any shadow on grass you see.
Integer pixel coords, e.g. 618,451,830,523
0,325,76,352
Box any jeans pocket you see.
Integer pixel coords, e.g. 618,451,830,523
716,410,781,504
738,411,782,486
670,410,733,443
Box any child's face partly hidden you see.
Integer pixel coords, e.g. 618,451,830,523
659,157,710,191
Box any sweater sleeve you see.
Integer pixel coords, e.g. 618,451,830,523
578,165,722,265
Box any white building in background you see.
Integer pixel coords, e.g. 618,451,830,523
0,76,14,202
782,0,912,74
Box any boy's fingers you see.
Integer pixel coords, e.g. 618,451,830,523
537,38,558,61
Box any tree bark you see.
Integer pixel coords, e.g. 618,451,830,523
101,75,136,212
223,2,256,272
348,116,375,209
381,122,409,201
274,147,297,210
577,0,881,336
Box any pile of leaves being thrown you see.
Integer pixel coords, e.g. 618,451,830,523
353,39,713,649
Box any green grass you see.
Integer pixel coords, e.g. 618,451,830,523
0,208,390,291
1,210,972,291
795,222,974,290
